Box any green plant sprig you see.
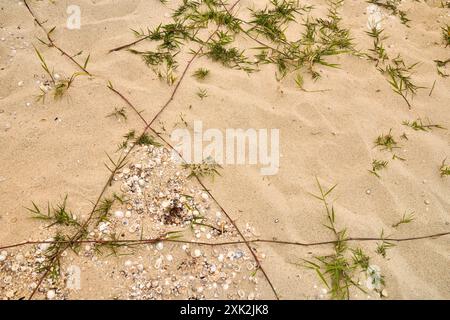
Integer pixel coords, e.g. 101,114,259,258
402,118,446,132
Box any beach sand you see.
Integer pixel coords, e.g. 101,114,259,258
0,0,449,299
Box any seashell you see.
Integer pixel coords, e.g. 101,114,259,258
154,257,163,269
124,260,132,267
192,249,202,257
161,200,171,208
46,290,56,300
98,222,109,232
4,275,12,284
156,242,164,251
38,240,52,252
234,250,244,259
114,210,124,218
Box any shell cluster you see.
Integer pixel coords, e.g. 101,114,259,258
1,144,263,300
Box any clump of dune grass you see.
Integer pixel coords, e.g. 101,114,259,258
107,107,127,121
365,24,422,108
442,24,450,47
440,159,450,177
382,56,423,109
27,189,126,283
254,0,355,81
369,159,388,178
374,129,398,151
136,133,161,146
34,46,85,102
196,88,208,99
440,1,450,8
392,211,415,228
127,22,191,85
192,67,210,79
375,230,395,258
27,195,80,228
248,0,305,42
116,130,161,151
204,31,256,73
183,158,222,180
434,58,450,77
366,26,389,66
118,0,357,90
303,179,381,299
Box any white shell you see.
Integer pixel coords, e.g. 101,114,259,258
46,290,56,300
193,249,202,257
114,210,124,218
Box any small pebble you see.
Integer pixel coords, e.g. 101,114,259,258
156,242,164,251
